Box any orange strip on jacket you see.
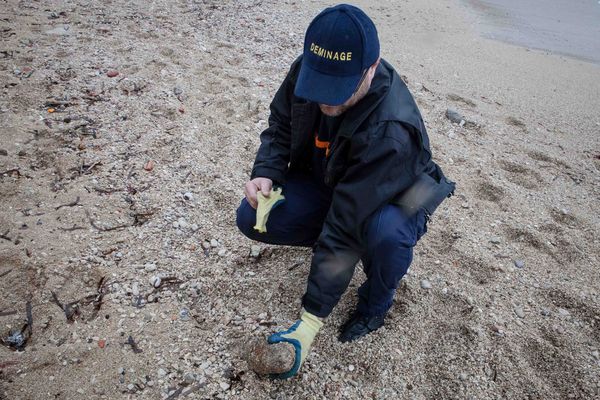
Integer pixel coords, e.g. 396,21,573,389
314,135,331,157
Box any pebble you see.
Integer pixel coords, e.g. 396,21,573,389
179,308,190,321
218,249,227,257
174,87,183,96
490,237,501,244
183,192,193,201
459,373,467,381
157,368,167,378
183,372,195,383
202,241,211,250
144,263,157,272
210,239,219,248
348,364,355,372
127,384,134,391
420,280,432,289
514,259,525,269
150,276,162,288
250,245,261,257
219,382,230,391
118,367,125,375
592,350,599,360
0,149,7,156
445,108,464,124
540,308,551,317
45,25,72,35
107,70,119,78
177,218,188,229
514,306,525,318
557,308,570,316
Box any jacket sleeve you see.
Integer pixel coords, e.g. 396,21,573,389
302,121,420,318
250,62,298,185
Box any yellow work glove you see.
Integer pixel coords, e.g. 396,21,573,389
253,187,285,233
267,311,324,379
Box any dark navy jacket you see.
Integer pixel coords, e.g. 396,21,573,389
251,57,455,317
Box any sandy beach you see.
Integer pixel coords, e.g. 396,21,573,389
1,0,599,399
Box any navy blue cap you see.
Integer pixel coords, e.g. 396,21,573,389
294,4,380,106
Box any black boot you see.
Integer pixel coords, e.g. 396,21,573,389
338,312,385,343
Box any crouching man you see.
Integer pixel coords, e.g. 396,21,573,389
236,4,454,378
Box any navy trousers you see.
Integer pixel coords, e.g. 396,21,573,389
236,172,427,317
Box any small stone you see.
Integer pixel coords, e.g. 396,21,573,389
143,160,154,171
461,202,470,209
179,308,190,321
150,276,161,288
127,384,134,391
446,108,464,124
490,237,501,244
210,239,219,248
250,245,261,258
183,372,195,383
146,380,154,387
157,368,167,378
514,259,525,269
218,249,227,257
191,223,199,232
591,350,599,360
219,382,230,391
183,192,193,201
348,364,355,372
540,308,551,317
144,263,157,272
202,241,211,250
118,367,125,375
459,373,467,381
45,25,72,35
177,218,188,229
420,280,432,289
514,306,525,318
107,70,119,78
557,308,570,316
0,149,8,156
173,87,183,96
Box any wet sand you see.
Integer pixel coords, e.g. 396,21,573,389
465,0,600,64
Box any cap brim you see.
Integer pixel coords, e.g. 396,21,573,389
294,62,362,106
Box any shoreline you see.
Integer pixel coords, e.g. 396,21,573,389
463,0,600,65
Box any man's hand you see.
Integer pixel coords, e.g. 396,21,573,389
244,177,273,209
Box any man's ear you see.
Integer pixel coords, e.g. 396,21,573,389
371,57,381,71
367,57,381,78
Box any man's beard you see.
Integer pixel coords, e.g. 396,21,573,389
318,78,370,117
319,103,350,117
